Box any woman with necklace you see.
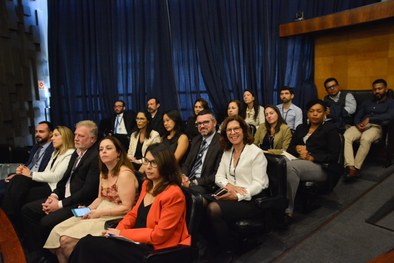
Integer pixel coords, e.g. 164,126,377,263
285,99,341,217
69,144,190,263
206,115,269,260
44,136,138,263
254,105,292,154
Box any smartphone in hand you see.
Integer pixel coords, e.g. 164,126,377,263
72,207,91,217
212,188,228,197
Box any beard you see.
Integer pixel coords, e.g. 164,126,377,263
374,93,385,100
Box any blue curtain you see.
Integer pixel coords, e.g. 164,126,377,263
48,0,379,127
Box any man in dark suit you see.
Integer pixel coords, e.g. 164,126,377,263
181,110,223,194
21,120,100,259
1,121,54,225
100,100,136,150
147,97,165,136
4,121,54,180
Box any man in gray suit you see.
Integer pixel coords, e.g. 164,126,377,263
181,110,223,194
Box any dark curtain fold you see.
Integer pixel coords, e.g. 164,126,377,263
48,0,380,127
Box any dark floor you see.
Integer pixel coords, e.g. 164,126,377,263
233,159,394,263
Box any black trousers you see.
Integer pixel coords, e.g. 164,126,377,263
21,198,74,252
1,175,51,232
70,235,151,263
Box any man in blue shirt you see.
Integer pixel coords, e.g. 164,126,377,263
344,79,394,179
277,86,303,131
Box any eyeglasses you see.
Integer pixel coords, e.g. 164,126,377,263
195,120,211,127
136,118,147,122
226,127,241,134
141,158,158,168
326,84,337,91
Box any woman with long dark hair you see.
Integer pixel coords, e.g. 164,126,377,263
254,105,292,154
44,136,138,263
127,111,160,171
69,144,190,263
162,110,189,163
243,89,265,128
185,98,210,140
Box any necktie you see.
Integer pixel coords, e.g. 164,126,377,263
189,139,208,179
114,115,120,134
28,146,43,169
65,155,82,198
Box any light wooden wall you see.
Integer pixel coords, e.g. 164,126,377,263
314,21,394,98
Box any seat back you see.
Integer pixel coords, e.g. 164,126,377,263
248,124,257,137
326,133,344,192
144,188,204,263
300,133,344,198
182,188,204,247
0,144,13,163
232,153,288,236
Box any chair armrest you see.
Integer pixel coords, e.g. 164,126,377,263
104,218,122,229
254,196,288,209
144,245,193,262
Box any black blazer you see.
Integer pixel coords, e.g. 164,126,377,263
150,111,165,137
182,133,223,187
110,110,136,136
26,143,54,172
52,143,99,207
288,122,342,174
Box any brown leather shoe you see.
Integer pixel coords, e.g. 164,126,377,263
344,166,360,182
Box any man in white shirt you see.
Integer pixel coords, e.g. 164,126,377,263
277,86,303,131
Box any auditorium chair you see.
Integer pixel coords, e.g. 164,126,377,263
297,133,344,213
105,188,204,263
345,89,394,167
248,124,257,137
0,144,13,163
144,188,204,262
230,153,288,240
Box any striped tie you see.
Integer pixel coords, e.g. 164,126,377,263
189,139,208,179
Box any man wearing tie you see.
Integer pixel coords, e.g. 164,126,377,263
99,100,136,150
111,100,136,150
3,121,54,181
1,122,54,227
21,120,100,261
181,110,223,194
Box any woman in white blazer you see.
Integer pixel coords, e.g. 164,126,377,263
127,111,160,172
207,115,268,259
2,126,75,224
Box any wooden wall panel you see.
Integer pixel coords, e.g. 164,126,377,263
315,22,394,98
0,0,48,147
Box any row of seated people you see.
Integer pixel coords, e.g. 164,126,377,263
0,100,338,263
1,79,393,262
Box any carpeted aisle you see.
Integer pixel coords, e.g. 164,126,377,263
235,161,394,263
